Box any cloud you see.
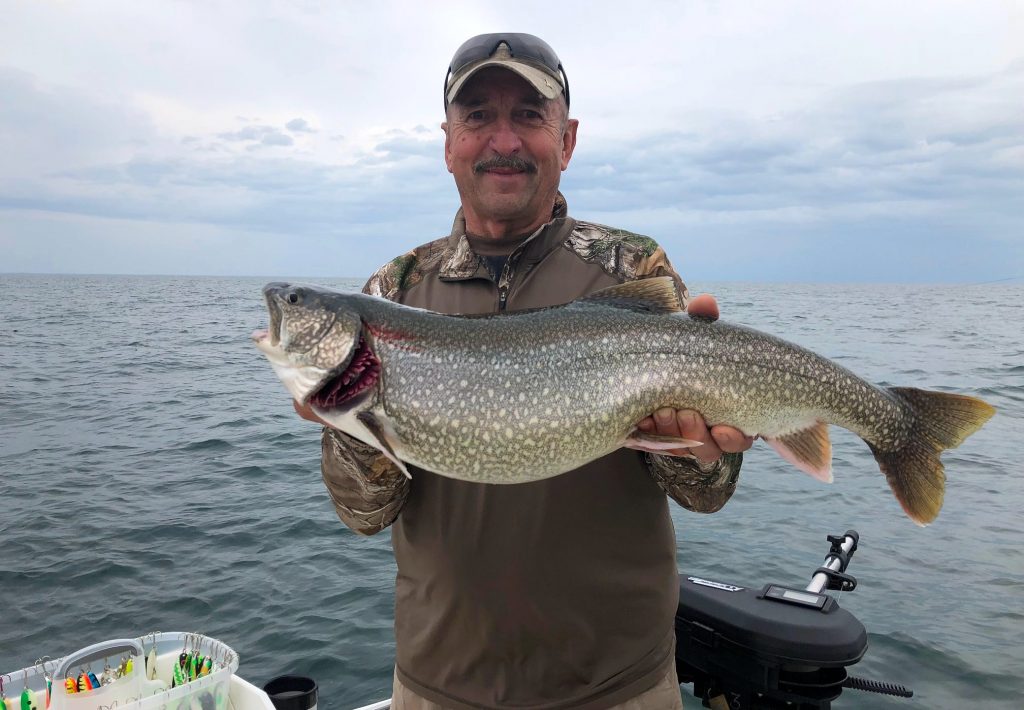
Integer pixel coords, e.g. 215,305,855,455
286,117,315,133
217,124,294,147
0,67,156,181
260,131,294,147
566,62,1024,226
0,28,1021,282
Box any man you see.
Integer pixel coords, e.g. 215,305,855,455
296,33,753,709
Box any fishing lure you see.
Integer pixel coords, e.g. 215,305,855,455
99,659,115,686
76,674,88,693
62,679,76,696
87,673,100,691
198,656,212,678
124,658,133,676
172,653,187,688
30,660,51,710
17,671,35,710
0,675,15,710
147,643,158,681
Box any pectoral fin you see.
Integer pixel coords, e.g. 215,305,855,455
624,430,704,454
356,411,412,479
765,421,833,482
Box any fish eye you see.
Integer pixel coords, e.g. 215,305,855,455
287,291,300,304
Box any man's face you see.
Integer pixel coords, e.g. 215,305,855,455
442,67,578,234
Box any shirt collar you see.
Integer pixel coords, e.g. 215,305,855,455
439,192,569,280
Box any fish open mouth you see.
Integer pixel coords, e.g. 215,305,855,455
309,334,381,410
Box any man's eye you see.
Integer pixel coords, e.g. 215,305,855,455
467,110,486,121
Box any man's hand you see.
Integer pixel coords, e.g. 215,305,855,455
294,399,330,427
634,293,754,463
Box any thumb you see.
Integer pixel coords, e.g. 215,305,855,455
687,293,719,321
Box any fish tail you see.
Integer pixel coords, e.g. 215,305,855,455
867,387,995,526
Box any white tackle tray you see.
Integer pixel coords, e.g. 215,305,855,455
4,632,238,710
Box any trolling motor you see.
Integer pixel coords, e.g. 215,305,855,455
674,530,914,709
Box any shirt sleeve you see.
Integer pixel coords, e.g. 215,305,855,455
321,427,409,535
644,452,743,513
633,246,744,513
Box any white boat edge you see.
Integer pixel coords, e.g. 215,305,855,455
229,676,277,709
349,700,392,710
230,674,391,710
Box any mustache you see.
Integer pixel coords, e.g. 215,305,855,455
474,155,537,174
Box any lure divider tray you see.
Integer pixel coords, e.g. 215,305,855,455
4,632,238,710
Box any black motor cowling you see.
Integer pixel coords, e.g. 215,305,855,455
675,574,867,708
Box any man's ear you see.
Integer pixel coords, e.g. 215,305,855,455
561,118,579,171
441,120,453,174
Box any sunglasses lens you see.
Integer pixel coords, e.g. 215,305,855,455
451,33,560,76
445,33,569,109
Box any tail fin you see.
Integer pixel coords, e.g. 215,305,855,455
868,387,995,526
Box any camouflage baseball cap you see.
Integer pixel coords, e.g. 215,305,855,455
444,33,569,109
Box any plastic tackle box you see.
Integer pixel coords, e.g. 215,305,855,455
3,632,238,710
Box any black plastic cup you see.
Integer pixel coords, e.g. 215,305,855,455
263,675,318,710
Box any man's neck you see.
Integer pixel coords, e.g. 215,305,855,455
462,208,553,241
462,216,544,240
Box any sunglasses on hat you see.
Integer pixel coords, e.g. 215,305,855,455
444,33,570,110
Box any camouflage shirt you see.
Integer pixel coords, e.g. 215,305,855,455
321,192,742,535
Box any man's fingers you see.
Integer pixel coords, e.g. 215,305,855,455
711,425,755,453
636,409,752,460
686,293,719,321
653,408,679,436
676,410,722,463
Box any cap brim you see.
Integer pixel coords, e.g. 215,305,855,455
446,58,563,105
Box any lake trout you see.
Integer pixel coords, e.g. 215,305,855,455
252,278,994,525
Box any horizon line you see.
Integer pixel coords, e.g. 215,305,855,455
2,271,1020,287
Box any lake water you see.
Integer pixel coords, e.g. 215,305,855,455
1,274,1021,709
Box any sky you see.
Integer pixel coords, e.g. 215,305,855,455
1,0,1022,282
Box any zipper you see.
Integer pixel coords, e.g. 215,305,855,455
496,256,514,312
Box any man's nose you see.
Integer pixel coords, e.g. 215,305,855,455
488,117,523,155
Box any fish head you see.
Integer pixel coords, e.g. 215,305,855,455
253,283,380,409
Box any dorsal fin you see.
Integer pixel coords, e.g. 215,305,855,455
578,277,684,314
